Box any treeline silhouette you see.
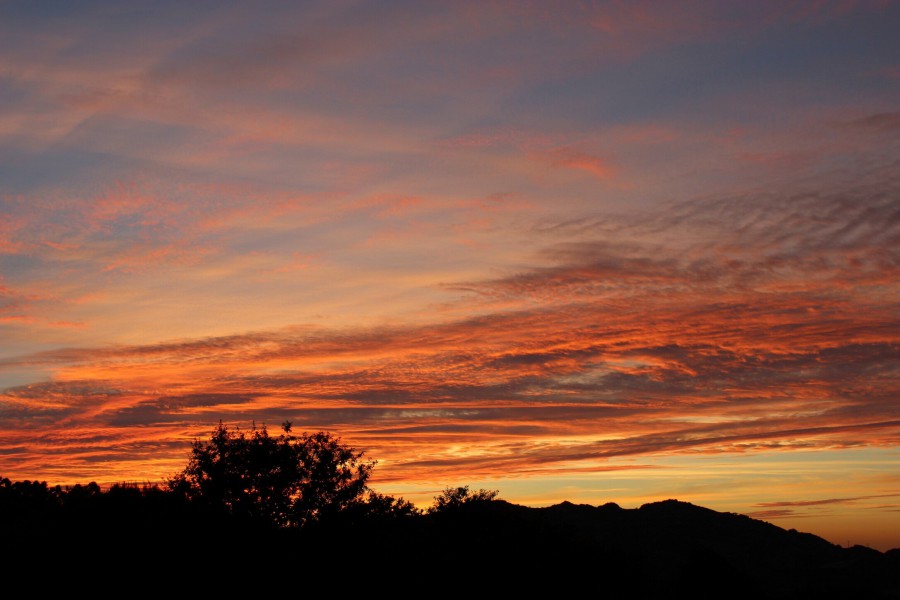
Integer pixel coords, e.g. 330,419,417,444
3,423,898,598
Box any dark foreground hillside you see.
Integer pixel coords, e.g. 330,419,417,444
4,490,898,598
346,499,900,598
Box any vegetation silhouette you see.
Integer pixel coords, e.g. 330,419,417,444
429,485,500,514
2,423,899,597
168,421,377,528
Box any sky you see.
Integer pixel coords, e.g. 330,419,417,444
1,0,898,549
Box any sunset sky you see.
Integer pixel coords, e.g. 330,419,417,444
1,1,898,549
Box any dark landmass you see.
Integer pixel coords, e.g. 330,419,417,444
3,480,897,597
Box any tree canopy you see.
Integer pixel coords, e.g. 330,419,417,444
168,421,374,528
429,485,500,514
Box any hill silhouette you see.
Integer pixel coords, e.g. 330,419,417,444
3,481,897,597
3,424,897,596
349,498,900,598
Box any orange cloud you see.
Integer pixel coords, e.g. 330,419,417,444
0,314,35,324
537,147,616,181
4,175,895,492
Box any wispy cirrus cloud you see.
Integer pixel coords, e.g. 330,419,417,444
537,147,616,181
2,210,896,483
755,493,900,509
746,493,900,521
845,111,900,132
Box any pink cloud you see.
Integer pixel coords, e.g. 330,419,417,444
551,148,615,180
100,242,214,274
350,194,425,219
538,147,616,181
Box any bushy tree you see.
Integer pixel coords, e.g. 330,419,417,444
361,491,422,519
168,421,374,528
429,485,499,514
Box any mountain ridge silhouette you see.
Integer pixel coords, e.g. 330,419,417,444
3,481,898,597
352,498,899,598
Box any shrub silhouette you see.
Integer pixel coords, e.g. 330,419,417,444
168,421,374,528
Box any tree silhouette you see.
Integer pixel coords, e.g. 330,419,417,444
351,490,422,521
168,421,374,528
429,485,499,514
